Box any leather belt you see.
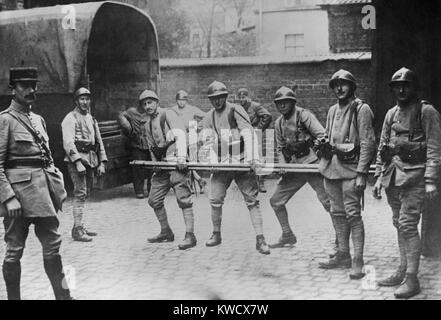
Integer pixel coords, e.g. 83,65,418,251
4,159,50,169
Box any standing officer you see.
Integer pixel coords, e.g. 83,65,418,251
61,87,107,242
118,97,153,199
269,87,333,250
0,67,73,300
198,81,270,255
318,70,376,280
237,88,272,193
171,90,207,194
142,90,197,250
373,67,441,298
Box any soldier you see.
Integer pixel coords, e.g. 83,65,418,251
269,86,333,250
0,67,73,299
373,67,441,298
118,97,153,199
171,90,207,194
237,88,272,193
142,90,197,250
61,87,107,242
317,70,376,280
198,81,270,255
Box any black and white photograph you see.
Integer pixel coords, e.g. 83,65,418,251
0,0,441,304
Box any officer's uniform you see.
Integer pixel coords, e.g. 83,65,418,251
0,67,72,300
375,68,441,298
270,88,331,246
318,70,376,278
199,81,270,255
144,96,196,250
118,106,152,198
238,88,272,193
61,96,107,241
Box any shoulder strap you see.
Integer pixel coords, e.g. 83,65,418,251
409,101,424,141
6,111,52,158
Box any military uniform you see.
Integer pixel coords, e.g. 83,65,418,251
237,88,272,193
142,91,196,250
375,68,441,298
0,67,72,300
61,90,107,241
118,106,152,198
318,70,376,279
199,81,270,255
269,87,331,247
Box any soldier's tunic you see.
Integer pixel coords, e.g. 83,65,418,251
241,99,272,130
145,107,192,210
199,102,261,209
118,106,152,195
270,107,330,212
375,101,441,239
61,108,107,202
0,100,62,262
319,98,376,222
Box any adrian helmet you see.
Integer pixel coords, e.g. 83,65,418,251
329,69,357,90
207,81,228,98
274,86,297,103
139,89,159,102
389,67,418,87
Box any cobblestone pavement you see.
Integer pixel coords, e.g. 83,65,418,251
0,178,440,300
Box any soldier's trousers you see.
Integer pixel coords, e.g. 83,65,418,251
130,147,152,196
3,217,62,263
210,171,263,235
67,163,94,228
148,171,193,210
385,178,425,274
270,173,331,212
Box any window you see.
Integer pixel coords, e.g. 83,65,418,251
285,34,305,56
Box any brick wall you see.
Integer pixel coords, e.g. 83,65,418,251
326,5,372,53
159,57,373,128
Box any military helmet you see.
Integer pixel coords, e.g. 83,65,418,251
274,86,297,103
74,87,91,99
237,87,249,97
176,90,189,101
139,89,159,102
329,69,357,89
207,81,228,98
9,67,39,86
389,67,418,87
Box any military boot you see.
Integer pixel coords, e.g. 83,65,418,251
349,257,365,280
329,236,339,258
178,232,197,250
205,232,222,247
72,226,92,242
2,261,21,300
318,251,352,269
256,235,270,255
82,226,97,237
43,256,74,300
394,273,421,299
269,232,297,248
147,228,175,243
378,267,406,287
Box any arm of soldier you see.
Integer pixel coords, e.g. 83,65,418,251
255,104,272,130
61,114,85,175
356,104,376,175
422,105,441,198
235,105,260,163
302,109,326,141
373,111,392,199
165,110,187,164
0,116,22,217
275,118,288,177
93,119,107,176
117,111,133,136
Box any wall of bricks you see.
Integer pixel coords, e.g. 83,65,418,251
159,58,373,128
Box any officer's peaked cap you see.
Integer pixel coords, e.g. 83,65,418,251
9,67,39,86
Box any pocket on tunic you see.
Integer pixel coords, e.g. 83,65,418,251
6,169,32,184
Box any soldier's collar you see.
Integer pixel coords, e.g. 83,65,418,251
10,99,31,114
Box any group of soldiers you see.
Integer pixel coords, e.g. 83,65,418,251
0,65,440,300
